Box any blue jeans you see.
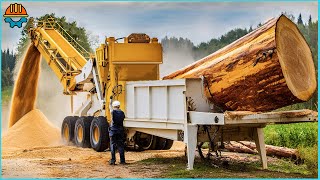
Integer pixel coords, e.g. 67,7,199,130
110,133,125,163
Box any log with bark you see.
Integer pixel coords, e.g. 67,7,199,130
224,141,298,159
224,141,258,154
163,15,316,112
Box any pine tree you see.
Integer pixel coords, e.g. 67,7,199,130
297,13,303,25
249,26,253,32
308,15,312,26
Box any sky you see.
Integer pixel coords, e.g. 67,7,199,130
1,1,318,52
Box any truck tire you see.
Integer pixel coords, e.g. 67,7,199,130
74,116,94,148
61,116,78,144
90,116,109,152
155,137,174,150
163,139,174,150
155,137,166,150
134,132,155,150
150,136,158,150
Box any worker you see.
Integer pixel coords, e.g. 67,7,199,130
109,96,126,165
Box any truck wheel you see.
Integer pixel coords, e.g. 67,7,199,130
155,137,174,150
135,132,155,150
90,116,109,152
74,116,94,148
155,137,166,150
61,116,78,144
163,139,174,150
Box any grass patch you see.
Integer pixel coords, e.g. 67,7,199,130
298,145,318,175
2,86,13,104
268,159,310,175
264,122,318,176
139,156,314,178
264,122,317,149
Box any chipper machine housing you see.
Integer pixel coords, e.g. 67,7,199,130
28,18,317,170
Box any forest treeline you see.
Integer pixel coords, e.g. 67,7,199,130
2,13,318,110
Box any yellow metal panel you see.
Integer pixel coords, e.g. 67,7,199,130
95,44,109,93
117,81,126,116
116,64,159,81
112,43,162,63
95,44,106,66
104,36,162,118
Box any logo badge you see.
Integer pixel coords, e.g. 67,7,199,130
3,3,28,28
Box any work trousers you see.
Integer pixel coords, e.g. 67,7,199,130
110,133,125,163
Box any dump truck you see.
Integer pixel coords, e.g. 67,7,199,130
28,17,317,170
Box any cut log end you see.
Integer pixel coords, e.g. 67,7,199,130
276,15,317,101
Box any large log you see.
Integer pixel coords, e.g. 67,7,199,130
163,15,316,112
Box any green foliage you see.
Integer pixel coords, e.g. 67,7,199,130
264,123,317,148
298,145,318,175
193,28,250,59
264,123,318,178
161,36,194,53
2,86,13,103
1,49,16,88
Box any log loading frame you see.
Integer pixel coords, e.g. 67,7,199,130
123,78,317,170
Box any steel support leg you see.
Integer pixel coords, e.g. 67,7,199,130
184,125,198,170
254,127,267,169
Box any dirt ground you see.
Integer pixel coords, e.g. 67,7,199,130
2,142,312,178
2,142,185,178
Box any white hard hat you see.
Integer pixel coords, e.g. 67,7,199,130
112,100,120,107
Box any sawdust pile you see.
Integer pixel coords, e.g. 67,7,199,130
2,109,60,149
8,44,41,127
4,44,61,149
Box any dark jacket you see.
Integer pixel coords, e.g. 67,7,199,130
109,109,125,136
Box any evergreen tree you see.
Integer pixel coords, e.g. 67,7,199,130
1,48,16,88
249,26,253,32
297,13,303,25
308,15,312,26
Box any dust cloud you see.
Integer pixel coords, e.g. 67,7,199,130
159,41,196,78
36,56,71,128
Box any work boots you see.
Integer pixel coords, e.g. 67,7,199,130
109,160,115,165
